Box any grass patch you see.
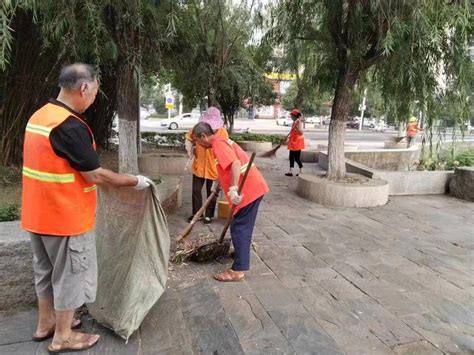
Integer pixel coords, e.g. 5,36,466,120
416,149,474,171
229,133,285,144
0,204,20,222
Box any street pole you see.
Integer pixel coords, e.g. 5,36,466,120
167,83,171,119
179,94,183,116
358,88,367,131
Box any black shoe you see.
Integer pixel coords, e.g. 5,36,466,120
187,215,203,223
285,172,293,176
203,217,212,225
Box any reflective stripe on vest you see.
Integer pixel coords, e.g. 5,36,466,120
240,162,254,174
23,167,75,183
84,185,97,193
25,123,52,137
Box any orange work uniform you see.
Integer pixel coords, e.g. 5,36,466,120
287,118,305,151
406,122,419,137
21,103,97,236
186,127,228,180
211,136,269,215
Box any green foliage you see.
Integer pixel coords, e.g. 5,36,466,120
267,0,473,178
160,0,273,129
230,133,285,144
141,132,186,148
416,149,474,171
140,131,285,147
281,81,331,116
0,204,20,222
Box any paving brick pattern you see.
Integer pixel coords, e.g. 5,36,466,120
1,154,473,354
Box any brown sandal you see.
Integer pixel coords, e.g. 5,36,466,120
214,269,245,282
47,333,99,353
32,318,82,342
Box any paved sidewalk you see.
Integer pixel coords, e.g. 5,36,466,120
1,152,473,354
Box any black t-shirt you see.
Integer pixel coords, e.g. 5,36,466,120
48,99,101,172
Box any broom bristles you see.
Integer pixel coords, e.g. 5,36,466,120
259,143,282,158
161,188,179,214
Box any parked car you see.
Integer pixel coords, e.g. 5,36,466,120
160,113,200,130
276,116,293,126
371,121,387,132
305,116,322,124
347,120,360,129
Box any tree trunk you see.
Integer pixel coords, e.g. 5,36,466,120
117,57,139,174
228,113,234,133
327,69,356,180
0,10,58,166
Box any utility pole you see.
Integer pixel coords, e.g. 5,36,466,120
167,83,172,120
358,88,367,131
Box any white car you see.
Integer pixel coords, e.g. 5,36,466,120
371,122,386,132
276,116,293,126
160,113,200,130
322,116,331,125
305,116,322,124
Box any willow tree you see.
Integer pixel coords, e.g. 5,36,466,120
161,0,272,131
269,0,473,180
1,0,173,171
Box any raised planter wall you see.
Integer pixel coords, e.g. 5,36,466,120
449,167,474,202
237,141,272,153
138,153,188,176
300,150,319,163
345,147,420,171
318,152,454,196
0,223,35,310
296,173,389,207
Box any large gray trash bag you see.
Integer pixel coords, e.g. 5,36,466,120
88,183,170,341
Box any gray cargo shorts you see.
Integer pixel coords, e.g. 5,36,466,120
30,232,97,311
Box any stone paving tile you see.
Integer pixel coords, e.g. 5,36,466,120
392,340,443,354
1,153,473,354
401,313,474,354
323,323,395,355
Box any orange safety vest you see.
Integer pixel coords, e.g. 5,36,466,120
211,137,269,215
186,127,228,180
406,122,418,137
287,119,305,151
21,103,97,236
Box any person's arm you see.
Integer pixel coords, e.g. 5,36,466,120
230,160,241,187
294,119,304,134
185,130,194,158
81,168,150,190
80,168,137,187
185,139,194,159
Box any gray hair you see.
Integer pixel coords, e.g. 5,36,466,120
192,122,214,138
58,63,97,90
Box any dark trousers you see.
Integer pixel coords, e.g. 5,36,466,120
192,175,217,218
289,150,303,169
407,136,415,148
230,196,263,271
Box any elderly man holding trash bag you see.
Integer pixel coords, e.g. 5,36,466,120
21,63,152,353
192,122,269,282
185,106,228,225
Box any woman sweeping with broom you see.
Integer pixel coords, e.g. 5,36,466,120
285,108,305,176
192,122,269,282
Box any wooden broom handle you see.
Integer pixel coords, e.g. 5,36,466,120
218,152,256,243
176,187,219,242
